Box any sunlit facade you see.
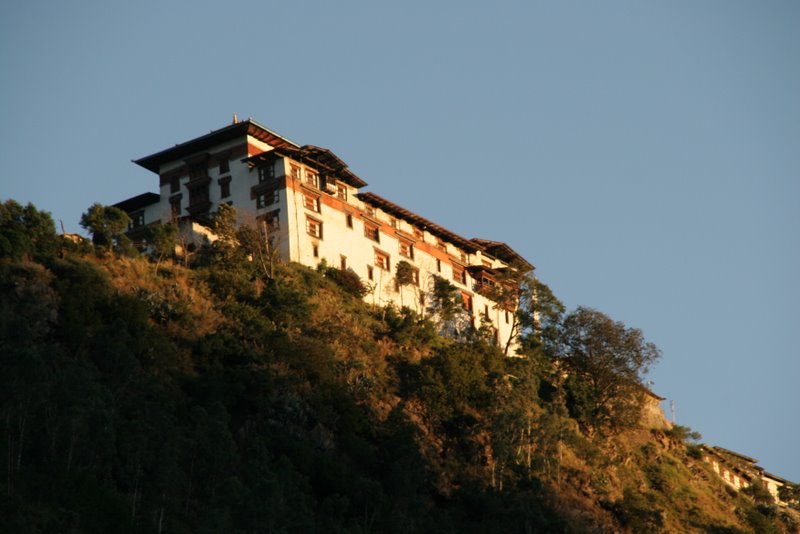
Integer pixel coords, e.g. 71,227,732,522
116,119,534,351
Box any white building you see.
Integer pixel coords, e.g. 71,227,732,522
702,446,793,505
116,118,534,351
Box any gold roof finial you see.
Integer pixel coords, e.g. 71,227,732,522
232,113,239,124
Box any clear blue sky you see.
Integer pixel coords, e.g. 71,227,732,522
2,1,798,481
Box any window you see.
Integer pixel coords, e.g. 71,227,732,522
337,184,347,201
411,267,420,286
305,169,319,188
399,240,414,259
169,195,182,219
346,213,353,228
374,250,390,271
188,183,209,207
484,304,490,319
258,165,274,183
218,176,232,199
367,265,374,281
312,244,319,258
460,251,467,262
340,255,347,270
256,189,279,209
365,205,375,217
170,176,180,193
129,211,145,229
390,217,398,229
306,217,323,239
188,163,207,181
290,164,301,180
303,193,320,212
413,227,423,239
364,222,380,242
505,310,510,324
453,265,466,285
437,239,446,252
436,259,441,272
263,209,280,231
461,292,473,313
219,158,230,174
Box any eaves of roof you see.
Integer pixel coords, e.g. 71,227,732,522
113,192,160,213
358,192,481,253
134,119,299,174
470,238,534,271
763,471,794,485
712,446,759,465
247,144,367,188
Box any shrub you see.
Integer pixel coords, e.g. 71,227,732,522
612,488,665,533
323,266,368,298
742,479,775,504
739,502,781,534
686,444,703,459
645,462,680,493
665,424,701,443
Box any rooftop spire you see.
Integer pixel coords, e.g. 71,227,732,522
232,113,239,124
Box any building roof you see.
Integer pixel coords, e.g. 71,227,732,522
134,119,299,174
466,264,501,277
358,194,534,271
763,471,794,485
712,446,759,465
113,192,160,213
470,238,534,271
358,192,481,253
640,386,666,401
247,145,367,188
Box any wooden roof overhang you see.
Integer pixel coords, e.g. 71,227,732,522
712,447,759,465
358,192,480,253
763,471,793,485
247,145,367,189
134,119,298,174
113,192,160,213
466,264,500,277
640,386,666,401
470,238,534,271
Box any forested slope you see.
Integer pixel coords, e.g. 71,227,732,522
1,199,797,533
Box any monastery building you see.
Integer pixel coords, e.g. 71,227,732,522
115,118,534,351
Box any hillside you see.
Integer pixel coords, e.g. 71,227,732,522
1,199,798,533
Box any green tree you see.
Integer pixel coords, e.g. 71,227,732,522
0,199,59,260
613,488,665,533
743,479,776,504
0,262,59,347
395,260,415,307
147,223,179,270
211,203,239,259
79,203,131,251
323,266,368,298
415,343,503,475
482,266,565,356
779,482,800,509
528,277,565,352
557,307,661,432
427,275,469,338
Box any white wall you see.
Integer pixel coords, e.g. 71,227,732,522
138,132,525,352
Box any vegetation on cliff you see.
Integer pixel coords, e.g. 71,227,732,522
1,199,797,533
